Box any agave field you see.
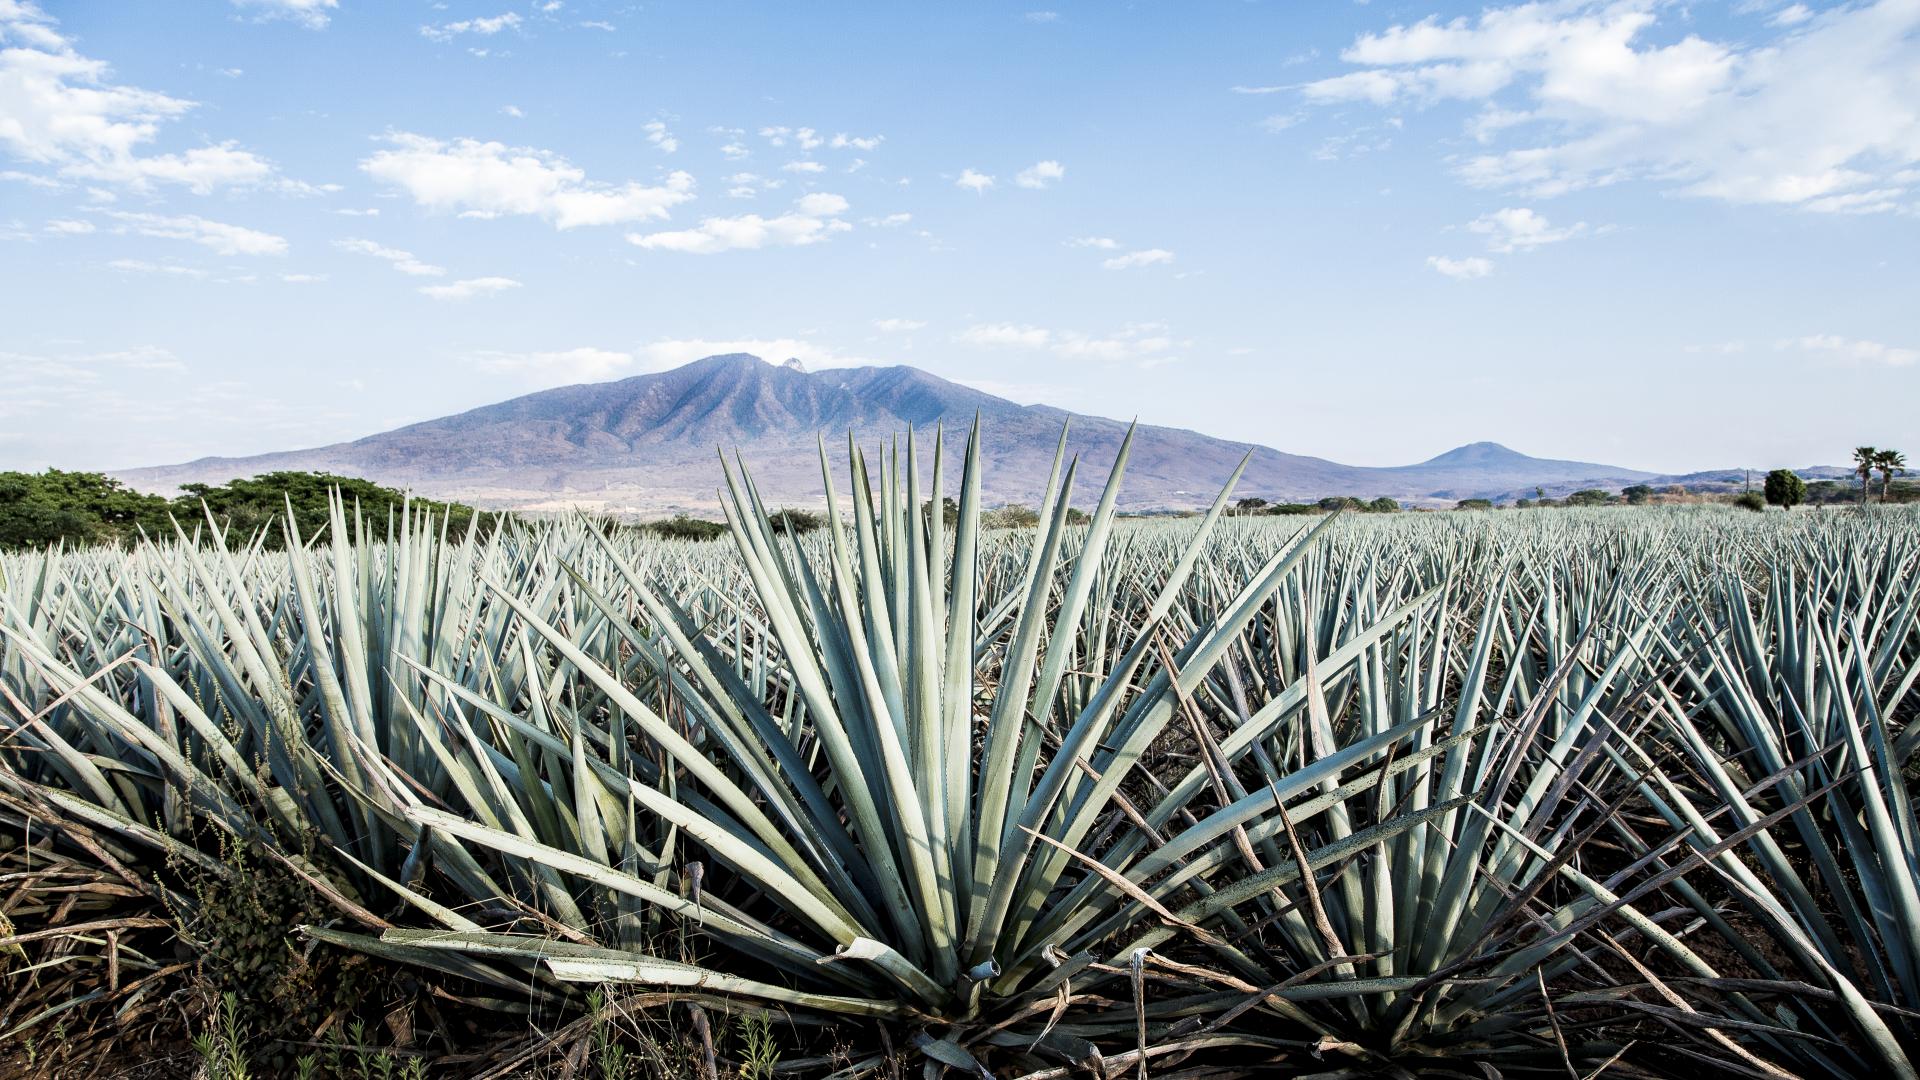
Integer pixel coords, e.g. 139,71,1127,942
3,424,1920,1079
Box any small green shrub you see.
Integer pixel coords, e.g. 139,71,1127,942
982,504,1041,528
642,513,726,541
767,508,825,535
1734,491,1767,511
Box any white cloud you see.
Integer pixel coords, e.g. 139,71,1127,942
95,344,184,371
867,212,912,227
781,159,825,174
1102,248,1175,270
956,168,995,193
796,192,849,215
1014,159,1066,189
1803,188,1910,214
958,323,1053,348
959,320,1186,365
720,141,750,160
472,346,632,382
1427,254,1494,279
1307,0,1920,212
873,318,926,332
626,193,851,254
1,169,60,188
230,0,336,30
1783,334,1917,367
1024,11,1061,23
279,272,326,283
334,237,443,276
107,258,205,278
70,143,277,192
420,276,521,301
421,13,521,42
1770,4,1813,28
758,126,825,151
643,120,678,153
1467,206,1589,252
361,132,696,229
0,6,283,192
0,344,185,401
1067,236,1120,249
105,211,286,255
829,133,883,151
44,217,92,234
501,104,524,118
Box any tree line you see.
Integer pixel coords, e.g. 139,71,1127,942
0,470,484,550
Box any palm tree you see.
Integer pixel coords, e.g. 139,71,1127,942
1875,448,1907,501
1854,446,1879,505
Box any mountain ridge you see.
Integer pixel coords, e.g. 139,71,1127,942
114,354,1798,512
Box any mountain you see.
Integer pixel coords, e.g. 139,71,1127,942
117,354,1702,512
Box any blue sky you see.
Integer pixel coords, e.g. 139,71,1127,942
2,0,1916,475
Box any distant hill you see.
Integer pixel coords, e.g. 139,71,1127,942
114,354,1814,512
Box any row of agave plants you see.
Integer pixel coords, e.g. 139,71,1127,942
2,424,1919,1077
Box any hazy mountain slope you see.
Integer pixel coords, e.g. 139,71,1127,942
116,354,1711,512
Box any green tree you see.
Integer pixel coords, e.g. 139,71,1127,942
1854,446,1878,505
1763,469,1806,510
1366,497,1400,513
923,496,960,528
1734,491,1766,512
1621,484,1653,505
178,471,482,545
1565,489,1615,506
1874,449,1907,501
0,470,171,548
1233,497,1269,515
1454,498,1493,511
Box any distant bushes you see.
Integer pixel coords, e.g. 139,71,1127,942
1234,495,1401,517
640,514,727,541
